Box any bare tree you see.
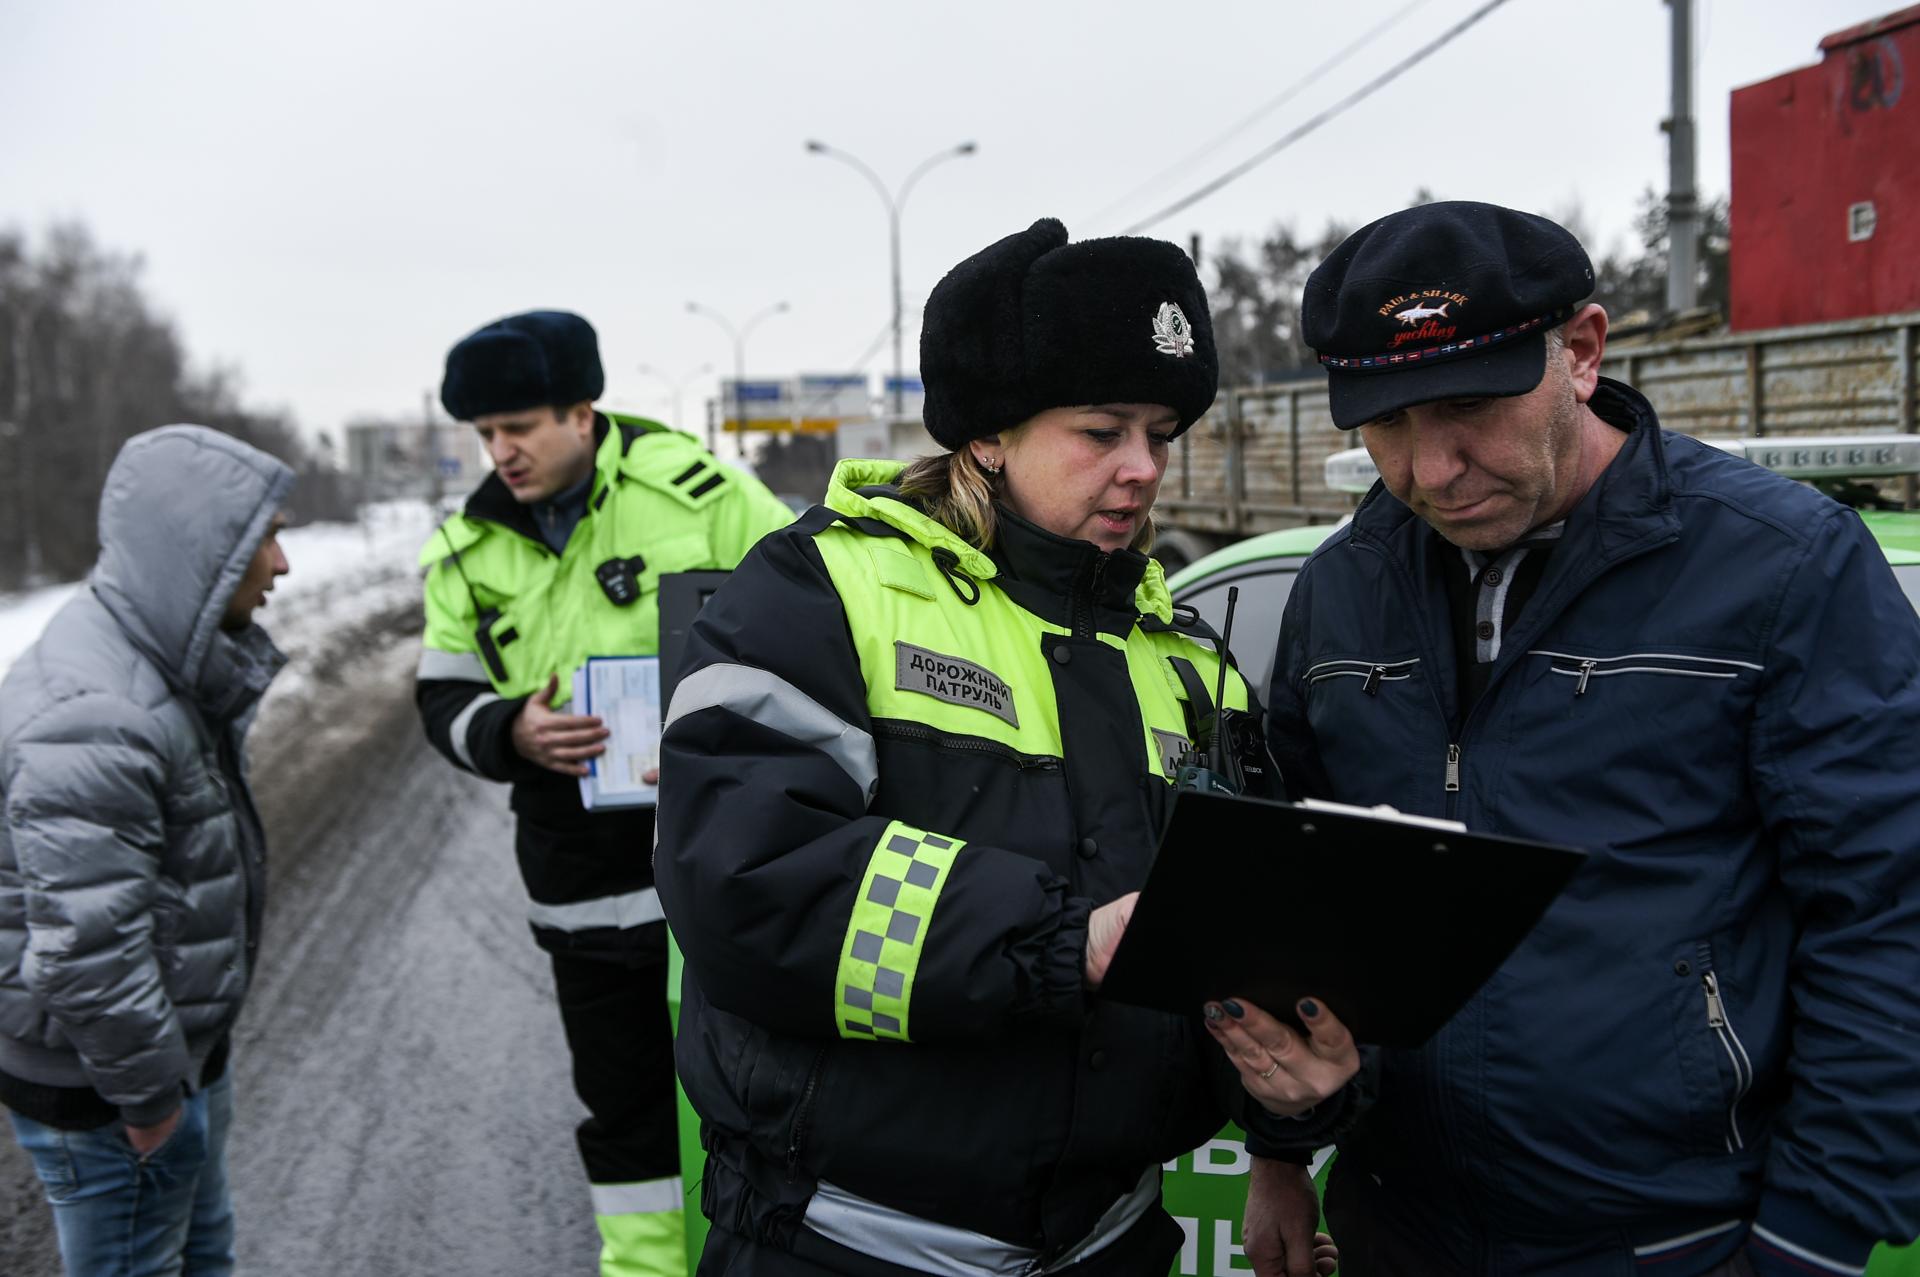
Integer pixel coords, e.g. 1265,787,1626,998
0,222,354,590
1207,218,1353,388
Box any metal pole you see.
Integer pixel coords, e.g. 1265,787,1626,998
636,363,713,432
423,389,442,506
806,140,976,421
689,302,787,459
1665,0,1699,314
890,206,904,419
732,338,744,460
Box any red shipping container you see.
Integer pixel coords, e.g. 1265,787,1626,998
1729,5,1920,330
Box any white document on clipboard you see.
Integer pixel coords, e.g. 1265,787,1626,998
571,656,661,810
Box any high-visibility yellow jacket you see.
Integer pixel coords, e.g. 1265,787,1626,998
657,459,1339,1261
415,412,792,952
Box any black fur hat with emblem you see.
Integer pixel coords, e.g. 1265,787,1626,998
441,309,606,422
1303,201,1595,429
919,218,1218,449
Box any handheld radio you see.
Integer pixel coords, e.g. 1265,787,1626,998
1172,586,1285,799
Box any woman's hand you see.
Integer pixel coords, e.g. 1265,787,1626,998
1083,892,1138,989
1203,995,1358,1117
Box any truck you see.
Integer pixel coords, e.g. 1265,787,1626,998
1153,308,1920,570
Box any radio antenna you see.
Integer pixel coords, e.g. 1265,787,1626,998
1211,587,1239,775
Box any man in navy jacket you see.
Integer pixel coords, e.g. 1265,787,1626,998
1269,201,1920,1276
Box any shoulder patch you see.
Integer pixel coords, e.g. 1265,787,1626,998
624,433,735,510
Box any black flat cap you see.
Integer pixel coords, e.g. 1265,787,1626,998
1303,201,1594,429
441,310,605,422
920,218,1218,448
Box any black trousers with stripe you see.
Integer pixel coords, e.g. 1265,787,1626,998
510,783,678,1190
551,946,681,1190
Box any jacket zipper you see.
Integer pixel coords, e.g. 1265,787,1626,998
786,1046,829,1179
1701,971,1753,1151
872,721,1060,771
1072,553,1109,640
1347,526,1674,815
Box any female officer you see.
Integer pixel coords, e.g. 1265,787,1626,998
656,219,1359,1277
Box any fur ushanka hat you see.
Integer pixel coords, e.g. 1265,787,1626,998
441,310,606,422
919,218,1218,449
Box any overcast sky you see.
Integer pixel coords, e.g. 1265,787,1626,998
0,0,1892,443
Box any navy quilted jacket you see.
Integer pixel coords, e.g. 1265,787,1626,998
1268,380,1920,1273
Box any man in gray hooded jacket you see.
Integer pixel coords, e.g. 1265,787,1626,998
0,425,292,1276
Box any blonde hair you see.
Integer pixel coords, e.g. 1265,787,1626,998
895,427,1156,555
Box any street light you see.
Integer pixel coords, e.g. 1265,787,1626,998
634,361,713,432
685,301,789,457
804,138,978,419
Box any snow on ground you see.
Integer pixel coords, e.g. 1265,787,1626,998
0,582,80,683
0,501,440,688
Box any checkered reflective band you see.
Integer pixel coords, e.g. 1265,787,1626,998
1318,305,1577,371
836,821,965,1041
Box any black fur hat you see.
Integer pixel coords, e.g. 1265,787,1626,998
441,310,606,421
920,218,1217,449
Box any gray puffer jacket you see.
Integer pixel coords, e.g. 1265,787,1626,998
0,425,292,1125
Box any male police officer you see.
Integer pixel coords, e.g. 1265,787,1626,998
1270,203,1920,1275
416,311,792,1276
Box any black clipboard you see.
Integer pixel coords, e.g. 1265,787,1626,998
657,571,731,714
1099,791,1585,1047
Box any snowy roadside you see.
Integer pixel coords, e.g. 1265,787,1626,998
0,501,440,703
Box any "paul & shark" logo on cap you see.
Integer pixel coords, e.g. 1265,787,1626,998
1378,290,1469,350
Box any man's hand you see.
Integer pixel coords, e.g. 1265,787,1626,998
1204,995,1359,1118
1083,892,1138,989
1244,1157,1338,1277
125,1108,180,1158
511,676,610,777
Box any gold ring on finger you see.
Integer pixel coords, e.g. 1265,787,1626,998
1258,1057,1280,1081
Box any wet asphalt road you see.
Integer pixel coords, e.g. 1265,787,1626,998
1,615,606,1276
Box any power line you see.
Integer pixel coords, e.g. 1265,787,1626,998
1081,0,1433,233
1120,0,1517,236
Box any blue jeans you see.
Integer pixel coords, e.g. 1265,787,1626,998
6,1072,235,1277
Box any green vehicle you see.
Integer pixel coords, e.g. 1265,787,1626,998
1161,440,1920,1277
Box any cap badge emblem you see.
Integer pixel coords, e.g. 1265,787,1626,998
1394,300,1452,326
1152,302,1195,358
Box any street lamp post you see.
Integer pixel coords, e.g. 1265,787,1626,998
804,138,977,419
634,361,713,432
686,301,789,457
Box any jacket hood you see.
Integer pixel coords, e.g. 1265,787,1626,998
90,425,294,700
823,457,1173,622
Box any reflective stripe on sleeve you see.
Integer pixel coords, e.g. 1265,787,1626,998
527,887,664,933
447,692,502,772
589,1175,685,1217
417,647,489,682
835,821,963,1042
665,662,877,803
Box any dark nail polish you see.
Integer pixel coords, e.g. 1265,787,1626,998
1299,998,1320,1019
1203,1003,1223,1022
1222,999,1246,1019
